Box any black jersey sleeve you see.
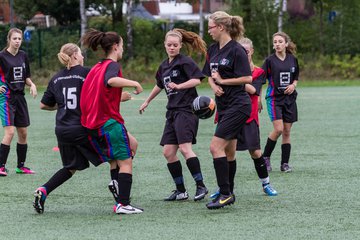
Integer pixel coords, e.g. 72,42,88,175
155,65,164,89
251,77,263,96
25,53,31,78
294,57,299,80
104,62,120,87
183,58,205,81
233,46,252,77
261,58,269,83
41,80,56,107
202,51,211,77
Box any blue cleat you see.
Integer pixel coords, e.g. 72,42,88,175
263,184,278,196
209,189,220,200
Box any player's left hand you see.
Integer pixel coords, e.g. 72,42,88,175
30,83,37,99
121,91,132,102
284,84,295,95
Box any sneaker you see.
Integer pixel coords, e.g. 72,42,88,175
206,193,235,209
264,157,272,172
263,184,278,196
115,203,143,214
210,189,220,200
15,167,35,174
280,163,292,173
164,190,189,201
194,186,208,201
108,180,119,202
0,166,8,176
33,187,47,214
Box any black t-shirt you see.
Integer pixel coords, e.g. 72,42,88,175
202,40,251,114
262,53,299,101
41,65,90,144
156,54,204,111
0,49,31,94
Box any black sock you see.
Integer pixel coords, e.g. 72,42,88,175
281,144,291,164
167,161,186,192
186,157,205,187
117,173,132,205
263,138,277,157
0,144,10,167
213,157,230,195
110,168,118,181
17,143,27,168
42,168,73,195
228,160,236,193
253,156,269,179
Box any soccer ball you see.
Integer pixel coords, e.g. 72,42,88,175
192,96,216,119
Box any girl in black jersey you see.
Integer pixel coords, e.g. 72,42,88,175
262,32,299,173
202,11,252,209
33,43,103,214
0,28,37,176
139,28,209,202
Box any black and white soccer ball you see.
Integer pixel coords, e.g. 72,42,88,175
192,96,216,119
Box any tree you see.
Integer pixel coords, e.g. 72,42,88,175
79,0,87,43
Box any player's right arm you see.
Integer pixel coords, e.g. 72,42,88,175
139,85,162,114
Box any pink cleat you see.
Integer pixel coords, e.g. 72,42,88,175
15,167,35,174
0,166,8,176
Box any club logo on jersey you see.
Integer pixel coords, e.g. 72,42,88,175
219,58,230,66
13,67,23,81
279,72,291,90
291,67,296,73
171,70,180,77
163,76,177,96
210,63,219,72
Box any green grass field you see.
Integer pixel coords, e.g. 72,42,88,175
1,85,360,240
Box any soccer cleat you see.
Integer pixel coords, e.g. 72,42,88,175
0,166,8,176
263,184,278,196
210,189,220,200
115,203,143,214
164,190,189,201
264,157,272,172
280,163,292,173
33,187,47,214
206,193,235,209
108,180,119,202
194,186,208,201
15,167,35,174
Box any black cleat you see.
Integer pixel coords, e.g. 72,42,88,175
194,186,208,201
206,193,235,209
164,190,189,201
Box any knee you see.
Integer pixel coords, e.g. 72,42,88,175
273,127,283,137
163,148,176,161
210,143,219,157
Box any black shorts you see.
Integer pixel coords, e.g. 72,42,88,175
58,141,102,171
236,120,261,151
0,93,30,127
215,107,250,140
267,96,298,123
160,110,198,146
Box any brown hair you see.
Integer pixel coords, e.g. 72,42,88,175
4,28,23,50
81,28,122,56
209,11,245,41
273,31,297,55
57,43,79,70
166,28,207,55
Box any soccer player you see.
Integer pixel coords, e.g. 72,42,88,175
139,28,208,201
80,29,144,214
262,32,299,173
33,43,103,214
202,11,252,209
235,38,277,196
0,28,37,176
